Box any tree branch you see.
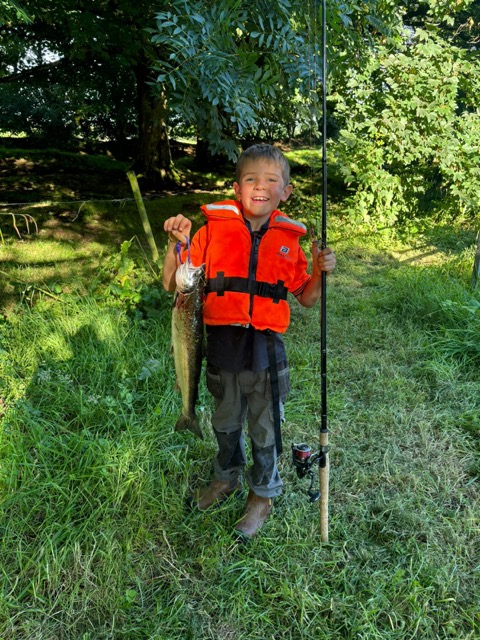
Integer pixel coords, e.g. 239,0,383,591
0,58,66,84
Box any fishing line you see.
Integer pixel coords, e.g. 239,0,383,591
307,0,318,200
175,235,191,264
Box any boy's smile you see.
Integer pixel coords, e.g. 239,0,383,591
233,159,293,230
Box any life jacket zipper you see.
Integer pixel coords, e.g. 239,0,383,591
248,230,263,317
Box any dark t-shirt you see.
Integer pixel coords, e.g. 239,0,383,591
206,324,287,373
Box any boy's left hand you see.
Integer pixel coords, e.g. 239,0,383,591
312,243,336,276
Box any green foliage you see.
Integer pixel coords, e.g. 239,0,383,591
102,240,144,310
0,0,30,24
0,0,148,147
334,24,480,227
412,0,476,27
93,239,165,319
0,84,77,144
0,66,137,149
0,0,407,161
152,0,314,158
150,0,408,155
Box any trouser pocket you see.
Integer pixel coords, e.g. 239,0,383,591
206,364,224,399
266,366,290,403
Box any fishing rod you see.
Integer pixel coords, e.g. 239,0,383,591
292,0,330,542
318,0,329,545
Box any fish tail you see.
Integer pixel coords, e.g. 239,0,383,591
175,413,204,440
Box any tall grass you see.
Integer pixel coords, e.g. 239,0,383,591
378,265,480,364
0,227,479,638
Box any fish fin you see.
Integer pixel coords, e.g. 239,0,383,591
175,413,204,440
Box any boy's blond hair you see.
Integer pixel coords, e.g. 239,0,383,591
236,144,290,186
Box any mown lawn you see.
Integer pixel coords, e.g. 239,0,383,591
0,148,478,639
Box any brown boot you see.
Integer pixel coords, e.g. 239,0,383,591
187,478,241,511
234,490,273,539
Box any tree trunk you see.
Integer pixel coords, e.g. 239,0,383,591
132,60,178,188
194,136,233,171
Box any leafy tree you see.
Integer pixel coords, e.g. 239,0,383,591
151,0,314,161
0,0,176,184
150,0,405,160
0,0,409,187
3,0,476,219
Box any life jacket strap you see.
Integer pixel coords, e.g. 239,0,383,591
205,272,288,303
264,330,283,456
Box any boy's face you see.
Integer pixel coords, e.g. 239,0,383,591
233,159,293,229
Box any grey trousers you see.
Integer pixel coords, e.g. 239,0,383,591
206,365,290,498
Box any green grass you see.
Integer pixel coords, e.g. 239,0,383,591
0,192,225,312
0,229,478,638
0,148,479,638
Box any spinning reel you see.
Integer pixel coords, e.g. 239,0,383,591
291,443,328,503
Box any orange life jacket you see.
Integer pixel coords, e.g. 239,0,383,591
200,200,309,333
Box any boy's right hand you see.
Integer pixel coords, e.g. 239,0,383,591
164,215,192,245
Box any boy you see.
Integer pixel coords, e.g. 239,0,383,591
162,144,335,539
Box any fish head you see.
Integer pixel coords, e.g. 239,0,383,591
175,260,205,294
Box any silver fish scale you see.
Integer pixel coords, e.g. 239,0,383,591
175,260,204,294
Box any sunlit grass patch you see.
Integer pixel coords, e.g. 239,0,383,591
0,190,221,310
285,147,322,171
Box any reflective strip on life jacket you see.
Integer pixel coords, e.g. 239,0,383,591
272,214,307,234
203,203,242,216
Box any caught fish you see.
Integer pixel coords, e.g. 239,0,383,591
171,250,205,439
